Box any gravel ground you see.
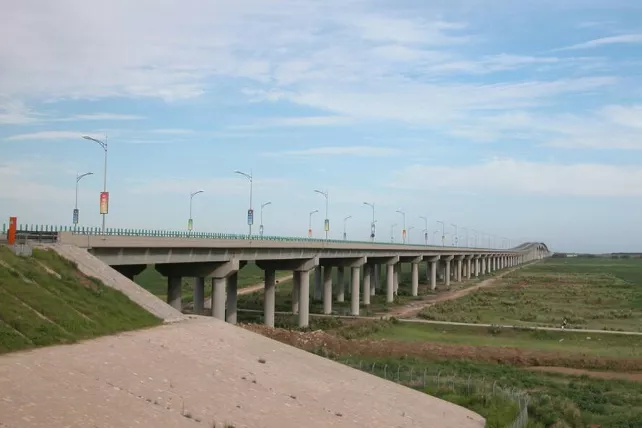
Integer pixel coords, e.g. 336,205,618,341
0,316,484,428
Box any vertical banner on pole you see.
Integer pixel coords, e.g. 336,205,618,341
308,228,312,238
188,218,193,231
247,209,254,225
73,209,79,225
99,192,109,214
8,217,17,245
324,219,329,232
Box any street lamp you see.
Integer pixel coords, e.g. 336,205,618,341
314,189,329,240
260,201,272,237
461,226,469,247
396,210,406,243
437,220,445,246
451,223,458,247
81,135,108,234
390,223,397,243
363,202,376,242
188,190,204,232
234,170,253,237
433,230,439,244
308,209,319,238
408,226,415,244
343,215,352,241
419,216,428,245
73,172,93,229
471,229,479,247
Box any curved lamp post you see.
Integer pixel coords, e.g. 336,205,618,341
437,220,445,246
234,170,253,237
419,215,428,245
343,215,352,241
81,135,108,234
188,190,204,231
314,189,329,240
308,209,319,238
260,201,272,237
390,223,397,243
74,172,93,229
363,202,375,242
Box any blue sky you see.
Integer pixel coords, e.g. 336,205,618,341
1,0,641,253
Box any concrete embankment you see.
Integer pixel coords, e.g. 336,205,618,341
48,243,185,323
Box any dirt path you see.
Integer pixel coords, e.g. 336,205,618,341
527,366,642,382
384,267,520,319
238,274,293,296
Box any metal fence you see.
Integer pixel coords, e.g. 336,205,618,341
1,223,509,248
341,360,530,428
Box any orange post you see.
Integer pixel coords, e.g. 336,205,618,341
8,217,17,245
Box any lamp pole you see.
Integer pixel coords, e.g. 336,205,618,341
343,215,352,241
260,201,272,237
74,172,93,229
396,210,406,243
419,216,428,245
451,223,458,247
234,170,253,237
308,209,319,238
437,220,445,246
433,230,439,245
363,202,375,242
314,189,329,240
390,223,397,243
408,226,415,244
461,226,469,247
471,229,479,247
81,135,108,234
188,190,204,232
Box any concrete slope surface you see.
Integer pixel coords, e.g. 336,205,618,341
0,317,484,428
47,243,185,323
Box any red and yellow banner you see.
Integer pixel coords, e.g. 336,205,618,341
99,192,109,214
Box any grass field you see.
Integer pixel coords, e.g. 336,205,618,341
0,246,161,355
339,355,642,428
135,262,290,304
419,257,642,331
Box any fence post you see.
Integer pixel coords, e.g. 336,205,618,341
384,365,387,380
423,368,427,388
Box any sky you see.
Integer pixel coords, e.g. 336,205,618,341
1,0,641,253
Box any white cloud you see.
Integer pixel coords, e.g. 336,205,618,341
5,131,103,141
351,15,469,45
60,113,143,121
270,146,401,157
391,158,642,196
252,116,354,128
150,128,195,135
555,34,642,51
126,177,291,196
0,99,43,125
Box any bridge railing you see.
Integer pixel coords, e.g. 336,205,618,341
1,223,526,250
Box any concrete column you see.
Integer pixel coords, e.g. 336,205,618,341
466,258,471,280
337,266,345,302
411,262,419,296
456,259,463,282
445,261,451,287
426,261,431,282
323,266,333,315
167,276,182,310
393,264,400,294
371,264,378,296
226,272,238,324
212,277,226,321
351,267,360,316
193,277,205,315
430,260,437,290
314,266,322,300
298,270,310,328
292,271,300,314
363,264,372,305
488,258,493,274
386,263,395,303
475,259,480,277
264,269,276,327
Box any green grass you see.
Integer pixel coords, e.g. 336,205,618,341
135,262,291,304
418,257,642,331
0,246,161,355
338,355,642,428
365,322,642,358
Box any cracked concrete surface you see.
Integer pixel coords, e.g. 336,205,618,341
0,317,484,428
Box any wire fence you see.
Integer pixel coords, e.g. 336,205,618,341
341,360,530,428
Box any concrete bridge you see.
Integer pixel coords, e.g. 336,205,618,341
55,231,550,328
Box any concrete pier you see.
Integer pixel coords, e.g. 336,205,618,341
337,266,345,302
212,277,226,320
193,277,205,314
264,269,276,327
225,272,238,324
386,263,394,302
314,266,322,300
363,264,372,305
298,270,310,328
167,276,182,310
411,262,419,296
351,267,360,316
323,266,333,314
292,272,300,314
429,258,438,290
